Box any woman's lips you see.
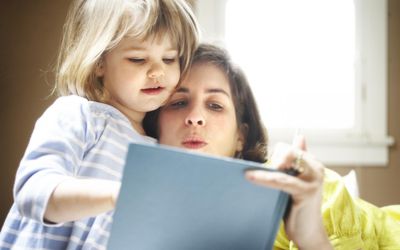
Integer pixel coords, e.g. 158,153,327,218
182,138,207,149
141,86,165,95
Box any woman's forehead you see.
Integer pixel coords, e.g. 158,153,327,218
181,63,231,93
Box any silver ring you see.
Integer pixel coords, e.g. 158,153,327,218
294,150,305,174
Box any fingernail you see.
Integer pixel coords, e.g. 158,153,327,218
245,172,256,181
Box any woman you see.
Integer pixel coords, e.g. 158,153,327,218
144,44,400,249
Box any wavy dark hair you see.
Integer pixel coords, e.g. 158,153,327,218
143,44,268,163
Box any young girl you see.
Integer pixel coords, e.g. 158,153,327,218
0,0,198,249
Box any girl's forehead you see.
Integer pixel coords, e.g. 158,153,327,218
117,33,178,51
125,27,178,46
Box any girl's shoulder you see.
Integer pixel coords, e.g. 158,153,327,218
36,96,133,137
41,95,153,143
46,96,129,123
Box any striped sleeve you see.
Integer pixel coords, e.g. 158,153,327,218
13,97,93,225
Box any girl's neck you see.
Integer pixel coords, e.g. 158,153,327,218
105,100,146,135
123,112,146,135
130,120,145,135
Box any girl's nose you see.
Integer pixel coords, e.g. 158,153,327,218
147,63,164,80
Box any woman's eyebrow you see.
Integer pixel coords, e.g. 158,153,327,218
175,87,189,93
175,87,230,97
205,88,230,97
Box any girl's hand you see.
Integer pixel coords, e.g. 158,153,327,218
245,135,333,249
45,178,121,223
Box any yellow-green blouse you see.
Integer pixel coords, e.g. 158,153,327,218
274,169,400,249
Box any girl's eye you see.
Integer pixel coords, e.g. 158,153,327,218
208,103,223,111
168,100,187,109
129,58,145,63
163,58,176,64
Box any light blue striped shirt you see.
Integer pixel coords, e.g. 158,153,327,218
0,96,155,250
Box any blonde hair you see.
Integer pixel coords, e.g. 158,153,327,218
54,0,199,101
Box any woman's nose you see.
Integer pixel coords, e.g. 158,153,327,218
185,110,206,127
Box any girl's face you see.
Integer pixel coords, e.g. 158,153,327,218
97,33,180,122
158,62,244,158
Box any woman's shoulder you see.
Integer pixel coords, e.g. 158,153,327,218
321,168,400,249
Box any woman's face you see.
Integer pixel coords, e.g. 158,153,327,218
158,62,244,157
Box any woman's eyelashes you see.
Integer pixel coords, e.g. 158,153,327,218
207,102,223,111
168,99,187,109
166,98,224,112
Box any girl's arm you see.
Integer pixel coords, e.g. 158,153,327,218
13,97,123,225
44,177,120,223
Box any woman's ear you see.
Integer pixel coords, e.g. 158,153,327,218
236,123,248,153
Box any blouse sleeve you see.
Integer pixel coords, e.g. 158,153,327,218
273,168,400,249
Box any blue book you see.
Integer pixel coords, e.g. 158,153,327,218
107,143,289,250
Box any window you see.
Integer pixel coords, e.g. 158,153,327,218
195,0,394,166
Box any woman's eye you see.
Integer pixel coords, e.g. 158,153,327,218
129,58,145,63
168,100,187,109
208,103,223,111
163,58,176,64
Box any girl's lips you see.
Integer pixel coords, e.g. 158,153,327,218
182,138,207,149
141,86,165,95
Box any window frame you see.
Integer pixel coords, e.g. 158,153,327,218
194,0,394,166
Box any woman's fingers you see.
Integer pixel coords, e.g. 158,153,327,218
292,134,307,151
292,150,325,181
258,138,331,248
245,170,318,198
268,142,324,182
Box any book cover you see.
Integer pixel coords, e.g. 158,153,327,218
108,143,289,250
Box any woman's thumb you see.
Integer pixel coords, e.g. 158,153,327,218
293,134,307,151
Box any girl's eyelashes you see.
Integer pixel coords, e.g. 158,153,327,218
127,57,177,64
128,58,145,64
163,58,177,64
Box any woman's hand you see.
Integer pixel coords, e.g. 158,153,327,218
245,135,333,249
